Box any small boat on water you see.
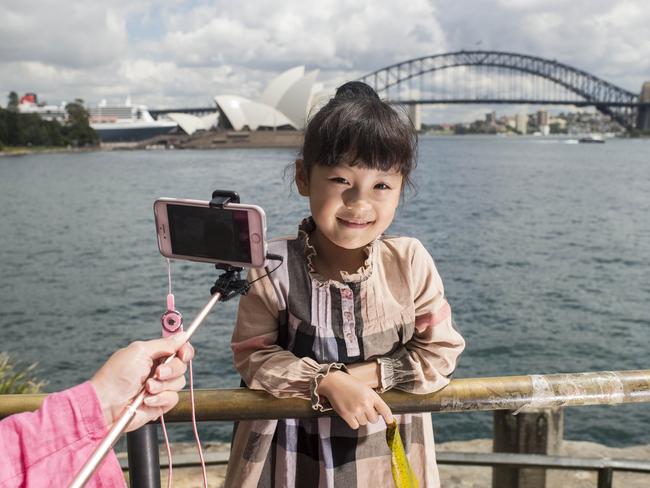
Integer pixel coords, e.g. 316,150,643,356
578,134,605,144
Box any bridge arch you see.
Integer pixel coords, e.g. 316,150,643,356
359,51,642,130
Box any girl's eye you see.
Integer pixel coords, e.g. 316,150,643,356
329,177,349,184
375,183,391,190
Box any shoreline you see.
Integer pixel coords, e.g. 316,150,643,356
116,438,650,488
0,146,101,157
5,130,647,157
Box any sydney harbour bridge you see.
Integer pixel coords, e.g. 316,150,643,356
152,51,650,131
358,51,650,131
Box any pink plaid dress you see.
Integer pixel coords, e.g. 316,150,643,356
225,218,465,487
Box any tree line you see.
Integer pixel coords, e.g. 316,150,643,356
0,91,98,150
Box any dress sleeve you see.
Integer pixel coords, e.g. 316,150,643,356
376,240,465,394
231,266,343,410
0,381,125,488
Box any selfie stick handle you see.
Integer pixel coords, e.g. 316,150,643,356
68,291,222,488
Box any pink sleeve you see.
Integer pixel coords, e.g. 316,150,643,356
0,381,125,488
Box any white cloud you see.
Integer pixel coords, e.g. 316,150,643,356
155,0,445,72
0,2,129,69
0,0,648,122
435,0,650,93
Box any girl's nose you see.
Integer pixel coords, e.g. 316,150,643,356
343,188,373,211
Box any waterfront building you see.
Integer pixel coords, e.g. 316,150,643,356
537,109,550,135
537,110,549,126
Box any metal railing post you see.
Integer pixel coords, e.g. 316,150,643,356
597,468,614,488
126,424,161,488
492,407,563,488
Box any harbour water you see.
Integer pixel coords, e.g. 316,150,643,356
1,136,649,446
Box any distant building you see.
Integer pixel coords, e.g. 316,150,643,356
537,110,549,126
536,110,550,135
515,112,528,134
486,111,496,126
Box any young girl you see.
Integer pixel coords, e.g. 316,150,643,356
224,82,465,487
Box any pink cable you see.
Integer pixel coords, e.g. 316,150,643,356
161,259,207,487
160,414,173,488
189,359,208,488
159,361,207,488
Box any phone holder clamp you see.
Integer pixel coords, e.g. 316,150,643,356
210,265,250,301
209,189,240,209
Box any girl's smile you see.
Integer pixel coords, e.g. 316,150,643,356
336,217,373,228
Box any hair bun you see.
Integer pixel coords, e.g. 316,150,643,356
334,81,380,100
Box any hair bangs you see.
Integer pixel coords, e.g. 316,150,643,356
302,96,417,184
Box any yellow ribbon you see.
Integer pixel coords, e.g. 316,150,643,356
386,420,419,488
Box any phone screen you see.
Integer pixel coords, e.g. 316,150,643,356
166,204,252,263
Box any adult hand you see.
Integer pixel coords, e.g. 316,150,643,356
317,371,393,430
90,333,194,432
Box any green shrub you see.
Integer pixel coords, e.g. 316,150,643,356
0,352,46,394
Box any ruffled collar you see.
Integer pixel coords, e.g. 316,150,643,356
297,216,374,286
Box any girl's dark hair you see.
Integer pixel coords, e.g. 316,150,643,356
335,81,381,100
300,81,417,187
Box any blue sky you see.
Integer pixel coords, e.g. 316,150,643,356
1,0,649,123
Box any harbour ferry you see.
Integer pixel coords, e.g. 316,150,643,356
578,134,605,144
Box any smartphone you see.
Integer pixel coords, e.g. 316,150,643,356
154,198,267,268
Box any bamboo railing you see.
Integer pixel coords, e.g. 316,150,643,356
2,369,650,420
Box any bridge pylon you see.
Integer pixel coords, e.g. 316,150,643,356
406,104,422,132
637,82,650,131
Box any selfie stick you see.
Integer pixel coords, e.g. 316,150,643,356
69,190,255,487
68,291,222,488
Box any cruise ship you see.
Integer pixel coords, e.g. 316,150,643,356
17,93,67,122
88,98,178,142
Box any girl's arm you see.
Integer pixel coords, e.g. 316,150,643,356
375,239,465,394
231,266,343,410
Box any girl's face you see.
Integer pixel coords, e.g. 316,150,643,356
296,161,403,251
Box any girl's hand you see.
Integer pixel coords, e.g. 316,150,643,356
317,371,393,429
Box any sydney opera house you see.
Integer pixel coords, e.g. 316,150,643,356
211,66,325,132
164,66,325,137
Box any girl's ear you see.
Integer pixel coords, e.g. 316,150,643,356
295,159,309,196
